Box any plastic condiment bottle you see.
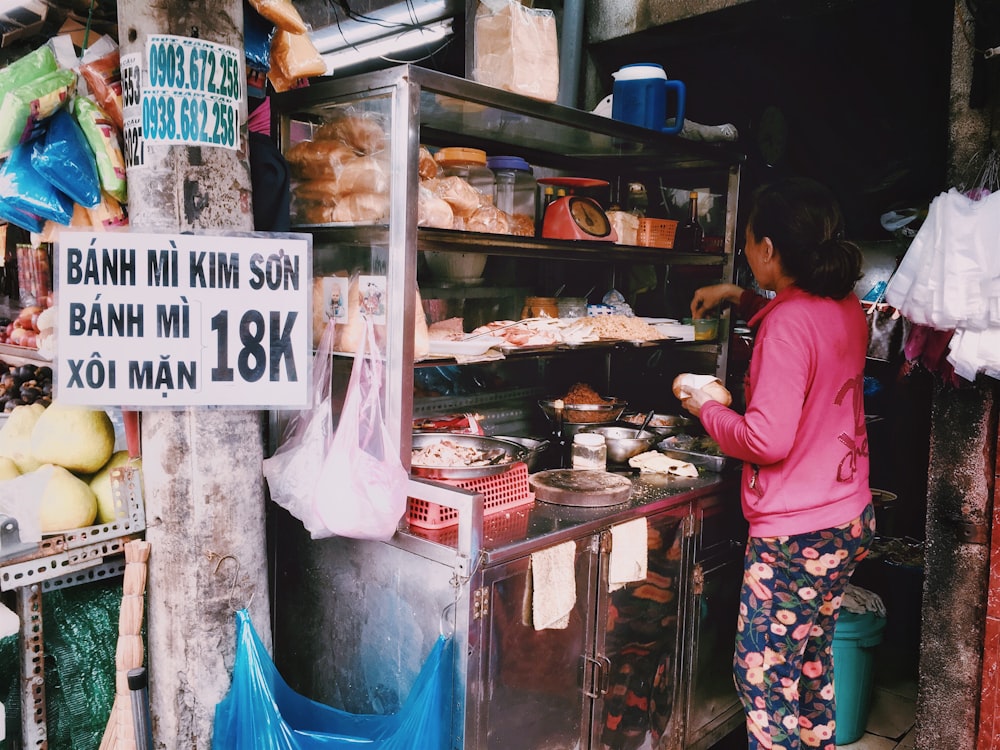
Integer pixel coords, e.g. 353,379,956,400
435,147,495,199
487,155,536,227
572,432,607,470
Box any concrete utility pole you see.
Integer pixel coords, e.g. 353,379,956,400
115,1,271,746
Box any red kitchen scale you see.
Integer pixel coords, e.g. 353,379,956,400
539,177,618,242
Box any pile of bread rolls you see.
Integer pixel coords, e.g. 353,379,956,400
289,128,535,237
288,110,390,225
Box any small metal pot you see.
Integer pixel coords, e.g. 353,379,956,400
579,425,661,464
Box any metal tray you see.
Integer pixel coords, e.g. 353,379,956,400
410,432,527,479
657,435,732,472
619,412,692,437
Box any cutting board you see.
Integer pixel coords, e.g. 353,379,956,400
529,469,632,507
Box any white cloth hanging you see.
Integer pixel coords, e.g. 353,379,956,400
885,187,1000,379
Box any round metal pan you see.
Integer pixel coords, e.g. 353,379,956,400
529,469,633,507
410,432,528,479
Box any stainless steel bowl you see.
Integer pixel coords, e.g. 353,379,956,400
492,436,551,472
620,412,692,437
538,397,628,425
579,425,661,464
410,432,527,479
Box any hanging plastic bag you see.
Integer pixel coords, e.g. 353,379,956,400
31,108,103,208
312,312,408,541
213,609,452,750
0,141,74,226
262,319,336,537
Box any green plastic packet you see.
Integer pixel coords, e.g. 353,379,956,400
0,67,77,157
0,43,57,108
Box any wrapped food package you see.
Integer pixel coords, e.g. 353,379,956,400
473,0,559,102
418,145,439,180
249,0,307,33
332,155,389,197
270,28,326,81
329,192,388,223
87,191,129,231
315,111,387,156
286,138,356,180
425,175,484,218
79,47,125,131
72,95,127,203
417,185,454,229
332,274,429,358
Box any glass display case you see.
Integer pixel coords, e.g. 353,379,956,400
270,64,747,750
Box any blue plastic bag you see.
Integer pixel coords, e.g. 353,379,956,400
0,140,74,225
31,108,102,208
213,609,453,749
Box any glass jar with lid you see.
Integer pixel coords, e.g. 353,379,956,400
487,155,536,236
572,432,607,471
435,147,495,199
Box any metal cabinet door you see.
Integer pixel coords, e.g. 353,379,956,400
683,491,746,750
474,533,600,750
591,506,693,750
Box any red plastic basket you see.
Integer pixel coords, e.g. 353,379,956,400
407,462,535,530
410,508,532,548
637,218,678,249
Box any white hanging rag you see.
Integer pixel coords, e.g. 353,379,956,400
0,601,18,639
608,517,648,592
529,540,577,630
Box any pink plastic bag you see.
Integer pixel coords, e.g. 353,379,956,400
262,320,336,537
312,313,408,540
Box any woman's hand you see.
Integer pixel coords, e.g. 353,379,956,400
677,384,722,418
690,283,743,319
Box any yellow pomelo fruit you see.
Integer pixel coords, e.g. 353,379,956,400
30,403,115,474
0,402,46,473
0,456,20,480
38,464,98,532
90,451,140,523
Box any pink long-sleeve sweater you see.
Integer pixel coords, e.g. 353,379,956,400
700,286,872,537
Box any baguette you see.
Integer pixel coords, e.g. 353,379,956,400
672,373,732,407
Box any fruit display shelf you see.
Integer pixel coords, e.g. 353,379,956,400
0,464,146,591
1,464,146,748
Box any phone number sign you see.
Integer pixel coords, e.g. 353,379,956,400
55,232,312,409
140,34,242,150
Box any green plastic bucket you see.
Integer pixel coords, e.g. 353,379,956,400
833,610,887,745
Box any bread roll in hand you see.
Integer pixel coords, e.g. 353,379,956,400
672,373,732,407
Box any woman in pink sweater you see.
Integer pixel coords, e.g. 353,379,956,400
681,178,874,750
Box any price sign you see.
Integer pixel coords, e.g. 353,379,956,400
54,232,312,408
141,35,242,150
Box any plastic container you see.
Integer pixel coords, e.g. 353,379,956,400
522,296,559,318
685,317,718,341
571,432,607,471
833,609,887,745
436,146,494,198
556,297,587,319
487,155,536,234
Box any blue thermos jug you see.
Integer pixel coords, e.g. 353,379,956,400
611,63,686,135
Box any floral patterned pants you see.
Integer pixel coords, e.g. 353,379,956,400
734,504,875,750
